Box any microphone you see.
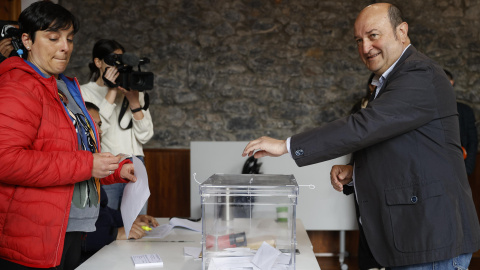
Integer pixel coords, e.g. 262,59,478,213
121,53,140,66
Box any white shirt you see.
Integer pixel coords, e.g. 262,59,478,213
80,82,154,156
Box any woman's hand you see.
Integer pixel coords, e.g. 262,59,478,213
122,88,140,107
121,88,144,120
103,67,121,104
120,163,137,182
91,152,120,178
102,66,120,87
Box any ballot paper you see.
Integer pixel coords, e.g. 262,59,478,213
143,218,201,239
121,155,150,238
207,242,290,270
208,256,257,270
251,242,281,270
142,224,172,239
169,217,202,232
184,247,202,258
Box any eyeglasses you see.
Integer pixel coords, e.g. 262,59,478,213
74,113,98,153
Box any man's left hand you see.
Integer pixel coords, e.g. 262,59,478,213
330,165,353,192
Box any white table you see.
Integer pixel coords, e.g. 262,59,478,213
76,218,320,270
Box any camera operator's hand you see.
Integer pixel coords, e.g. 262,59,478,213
103,66,121,105
123,88,140,107
103,66,119,88
0,38,14,59
121,88,145,120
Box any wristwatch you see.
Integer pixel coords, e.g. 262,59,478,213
131,107,143,113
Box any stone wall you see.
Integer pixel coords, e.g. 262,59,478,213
61,0,480,149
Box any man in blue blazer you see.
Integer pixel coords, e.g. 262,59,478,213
243,3,480,269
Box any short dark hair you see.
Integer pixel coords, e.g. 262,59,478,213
88,39,125,82
85,101,99,112
18,1,79,43
388,4,404,39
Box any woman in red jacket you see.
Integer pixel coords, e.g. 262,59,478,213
0,2,136,269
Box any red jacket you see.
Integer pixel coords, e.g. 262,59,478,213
0,57,128,268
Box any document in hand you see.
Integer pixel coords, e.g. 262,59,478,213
121,156,151,238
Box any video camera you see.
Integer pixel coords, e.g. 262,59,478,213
0,21,25,58
103,52,154,91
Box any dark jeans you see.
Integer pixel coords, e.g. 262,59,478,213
388,253,472,270
0,232,83,270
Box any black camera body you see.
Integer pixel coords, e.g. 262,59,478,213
103,53,154,91
0,21,26,58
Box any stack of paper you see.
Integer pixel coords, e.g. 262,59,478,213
131,254,163,268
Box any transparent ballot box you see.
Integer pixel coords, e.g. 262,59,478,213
200,174,299,269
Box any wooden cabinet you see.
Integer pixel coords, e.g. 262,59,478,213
143,149,190,217
0,0,21,21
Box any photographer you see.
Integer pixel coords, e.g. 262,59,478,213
0,21,22,63
80,39,154,215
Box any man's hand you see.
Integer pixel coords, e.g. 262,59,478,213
91,152,121,178
0,38,14,58
330,165,353,192
242,136,288,159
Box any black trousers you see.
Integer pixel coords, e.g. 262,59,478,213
351,189,383,270
0,232,83,270
358,221,384,269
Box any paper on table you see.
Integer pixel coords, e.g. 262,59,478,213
143,218,201,239
142,224,174,239
169,217,202,232
121,155,150,238
184,247,202,258
275,253,291,265
207,243,289,270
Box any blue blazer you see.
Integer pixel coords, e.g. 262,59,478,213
290,46,480,267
